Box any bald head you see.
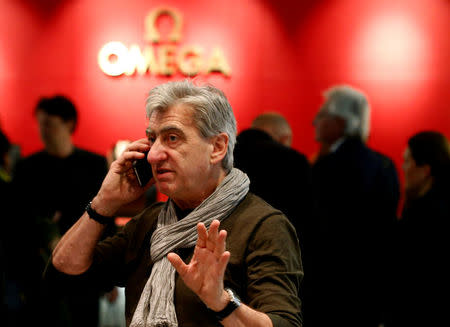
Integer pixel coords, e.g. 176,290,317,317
251,112,292,147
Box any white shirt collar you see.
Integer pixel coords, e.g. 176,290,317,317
329,137,346,153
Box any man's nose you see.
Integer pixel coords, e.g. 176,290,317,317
148,139,167,164
313,110,326,126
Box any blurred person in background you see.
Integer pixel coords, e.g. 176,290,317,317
12,95,109,326
1,129,11,325
306,85,400,327
251,111,294,147
1,129,24,327
391,131,450,326
234,112,312,254
0,129,13,185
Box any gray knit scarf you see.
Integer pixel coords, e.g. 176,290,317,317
130,168,250,327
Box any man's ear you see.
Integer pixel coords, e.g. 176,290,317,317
210,133,229,164
67,120,76,134
279,134,292,147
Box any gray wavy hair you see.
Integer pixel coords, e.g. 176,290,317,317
322,85,371,141
145,80,237,172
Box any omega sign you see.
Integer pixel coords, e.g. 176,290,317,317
98,7,231,77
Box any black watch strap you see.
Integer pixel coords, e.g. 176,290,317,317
85,201,111,225
213,288,241,321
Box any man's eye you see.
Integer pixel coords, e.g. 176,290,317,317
149,136,156,143
168,135,178,142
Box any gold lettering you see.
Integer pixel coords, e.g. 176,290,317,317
205,47,231,76
124,44,159,75
98,8,232,78
178,46,203,76
158,45,177,76
98,41,128,76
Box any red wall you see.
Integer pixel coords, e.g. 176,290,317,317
1,0,449,189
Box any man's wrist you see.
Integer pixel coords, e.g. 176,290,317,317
210,288,241,321
85,201,112,225
208,289,231,312
90,195,118,217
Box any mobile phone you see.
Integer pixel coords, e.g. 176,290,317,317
132,151,153,187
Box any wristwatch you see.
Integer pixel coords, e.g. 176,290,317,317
85,201,111,225
213,288,241,321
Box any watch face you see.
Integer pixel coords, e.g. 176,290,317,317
226,288,241,306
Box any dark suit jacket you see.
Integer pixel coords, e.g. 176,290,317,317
306,137,400,327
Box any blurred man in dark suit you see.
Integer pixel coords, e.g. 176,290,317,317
305,85,400,327
234,112,312,253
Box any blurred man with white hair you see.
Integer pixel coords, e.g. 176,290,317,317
303,85,400,327
313,85,371,157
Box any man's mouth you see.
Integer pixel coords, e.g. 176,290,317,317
156,168,172,175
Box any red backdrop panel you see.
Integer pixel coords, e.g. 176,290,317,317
0,0,449,191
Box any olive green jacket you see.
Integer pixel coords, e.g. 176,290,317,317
48,193,303,326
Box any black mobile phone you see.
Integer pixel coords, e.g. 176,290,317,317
132,151,153,187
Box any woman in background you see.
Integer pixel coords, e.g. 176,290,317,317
392,131,450,326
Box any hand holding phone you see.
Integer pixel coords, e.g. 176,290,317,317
132,151,153,187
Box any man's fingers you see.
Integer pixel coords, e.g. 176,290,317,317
206,220,220,252
198,220,228,259
115,139,150,166
118,151,145,167
167,252,188,276
126,138,151,152
218,251,231,277
215,229,227,257
197,223,207,248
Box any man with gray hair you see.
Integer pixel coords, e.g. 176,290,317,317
47,80,303,327
304,85,399,327
313,85,371,157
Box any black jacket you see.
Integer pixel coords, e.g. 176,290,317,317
306,137,400,327
392,186,450,326
233,128,312,251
